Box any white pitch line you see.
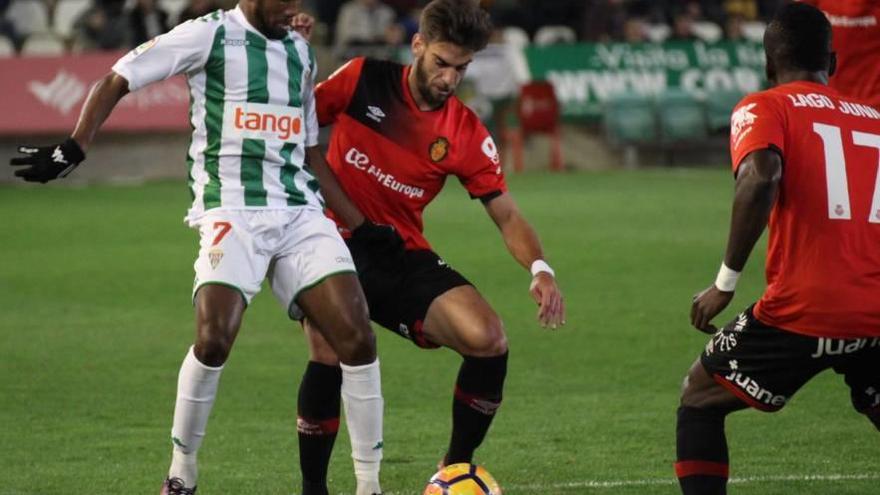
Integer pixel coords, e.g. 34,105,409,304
372,473,880,495
504,473,880,492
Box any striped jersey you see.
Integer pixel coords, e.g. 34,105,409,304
112,7,322,222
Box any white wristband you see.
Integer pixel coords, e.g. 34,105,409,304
714,262,740,292
530,259,555,278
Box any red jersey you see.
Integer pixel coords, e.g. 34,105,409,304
730,81,880,338
314,57,507,250
800,0,880,108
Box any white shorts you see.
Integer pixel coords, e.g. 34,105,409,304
190,208,356,320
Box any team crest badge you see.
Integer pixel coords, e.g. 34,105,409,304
429,137,449,162
208,247,224,269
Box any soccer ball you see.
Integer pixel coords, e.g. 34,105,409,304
423,463,502,495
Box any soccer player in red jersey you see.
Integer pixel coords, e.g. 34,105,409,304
291,1,565,494
799,0,880,108
676,4,880,494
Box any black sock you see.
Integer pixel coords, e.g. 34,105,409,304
446,352,508,464
675,406,730,495
298,361,342,495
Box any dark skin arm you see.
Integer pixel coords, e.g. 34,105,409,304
484,193,565,328
71,72,131,151
306,146,365,229
691,148,782,333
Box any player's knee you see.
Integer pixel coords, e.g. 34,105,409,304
679,368,720,410
193,316,240,366
458,318,508,357
335,329,376,365
331,309,376,365
679,373,701,407
193,332,234,367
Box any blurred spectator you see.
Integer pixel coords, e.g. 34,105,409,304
334,0,396,51
176,0,218,24
670,9,697,40
0,0,25,52
305,0,344,43
129,0,170,46
578,0,628,42
757,0,785,20
398,6,421,43
73,0,130,50
724,0,758,20
382,0,417,17
724,13,745,41
622,16,648,43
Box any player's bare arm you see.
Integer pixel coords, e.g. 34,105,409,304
691,148,782,333
305,146,403,257
306,146,365,229
71,72,131,152
484,193,565,329
9,72,129,183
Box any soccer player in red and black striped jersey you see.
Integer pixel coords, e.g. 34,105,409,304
291,1,565,494
676,4,880,494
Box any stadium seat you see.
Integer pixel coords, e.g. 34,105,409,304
603,93,657,145
505,81,563,172
501,26,529,49
533,25,576,46
705,90,745,134
656,88,707,142
741,21,767,42
691,21,723,43
0,36,15,57
53,0,91,40
21,32,64,55
5,0,50,35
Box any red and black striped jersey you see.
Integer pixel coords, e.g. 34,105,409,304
315,57,507,250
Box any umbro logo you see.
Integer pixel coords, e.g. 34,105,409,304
366,105,385,123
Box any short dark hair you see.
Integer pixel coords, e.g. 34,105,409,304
764,2,832,73
420,0,493,52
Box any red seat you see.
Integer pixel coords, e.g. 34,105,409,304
504,81,563,172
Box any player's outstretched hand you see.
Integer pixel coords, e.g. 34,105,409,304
691,284,734,334
9,138,85,183
529,272,565,330
291,13,315,41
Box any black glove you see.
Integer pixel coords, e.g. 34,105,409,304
9,138,85,183
352,220,404,249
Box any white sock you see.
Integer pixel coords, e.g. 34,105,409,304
340,359,384,492
167,345,223,488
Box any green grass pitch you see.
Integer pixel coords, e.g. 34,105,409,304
1,169,877,494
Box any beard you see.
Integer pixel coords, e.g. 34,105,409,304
414,57,451,109
256,8,290,39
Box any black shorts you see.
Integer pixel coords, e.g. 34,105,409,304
700,306,880,414
346,241,471,349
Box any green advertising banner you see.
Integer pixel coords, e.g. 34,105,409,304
524,41,767,121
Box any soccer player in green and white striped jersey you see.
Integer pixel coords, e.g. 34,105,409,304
8,1,388,494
